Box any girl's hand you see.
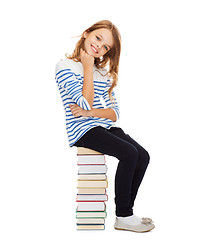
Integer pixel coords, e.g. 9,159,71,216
80,49,94,69
69,104,91,118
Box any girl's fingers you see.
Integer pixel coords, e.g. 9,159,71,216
71,110,77,116
72,109,81,117
69,105,80,116
69,104,77,108
69,104,83,118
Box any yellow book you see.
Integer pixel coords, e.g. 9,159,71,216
77,188,106,194
77,180,108,188
77,147,103,155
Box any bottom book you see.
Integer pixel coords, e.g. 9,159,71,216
77,224,105,230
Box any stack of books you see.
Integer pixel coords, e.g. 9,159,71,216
76,147,108,230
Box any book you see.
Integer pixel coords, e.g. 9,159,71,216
77,180,108,188
78,165,107,174
77,224,105,230
77,188,106,195
77,147,103,155
77,218,105,224
77,155,106,165
77,174,107,180
77,202,106,211
76,210,107,218
76,194,108,202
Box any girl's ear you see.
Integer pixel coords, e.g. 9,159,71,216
83,30,90,39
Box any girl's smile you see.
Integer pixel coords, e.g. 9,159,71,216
91,44,98,54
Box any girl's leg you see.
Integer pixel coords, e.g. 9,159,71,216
108,127,150,209
73,126,139,217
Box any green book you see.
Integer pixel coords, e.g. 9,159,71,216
76,209,107,219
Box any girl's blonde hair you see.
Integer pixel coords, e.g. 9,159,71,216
65,20,121,104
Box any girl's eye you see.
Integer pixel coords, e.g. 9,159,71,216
96,36,108,51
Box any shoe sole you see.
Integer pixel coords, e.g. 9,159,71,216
114,225,155,233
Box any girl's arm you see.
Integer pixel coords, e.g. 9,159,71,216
55,60,92,111
69,105,116,122
89,108,117,122
82,65,94,108
81,49,94,108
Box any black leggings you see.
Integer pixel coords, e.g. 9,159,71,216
73,126,150,217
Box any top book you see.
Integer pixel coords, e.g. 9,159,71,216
77,147,103,155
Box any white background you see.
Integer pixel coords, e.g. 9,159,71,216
1,0,203,239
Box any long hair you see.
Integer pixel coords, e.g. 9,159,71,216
65,20,121,104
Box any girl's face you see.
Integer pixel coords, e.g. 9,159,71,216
83,28,114,58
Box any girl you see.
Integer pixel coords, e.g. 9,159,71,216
55,20,154,233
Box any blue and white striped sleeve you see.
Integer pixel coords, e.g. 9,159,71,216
102,78,120,121
55,61,91,111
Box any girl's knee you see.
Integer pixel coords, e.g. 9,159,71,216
145,150,150,164
115,143,139,167
140,149,150,167
125,146,139,165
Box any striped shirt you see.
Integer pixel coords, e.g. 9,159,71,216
55,58,120,147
